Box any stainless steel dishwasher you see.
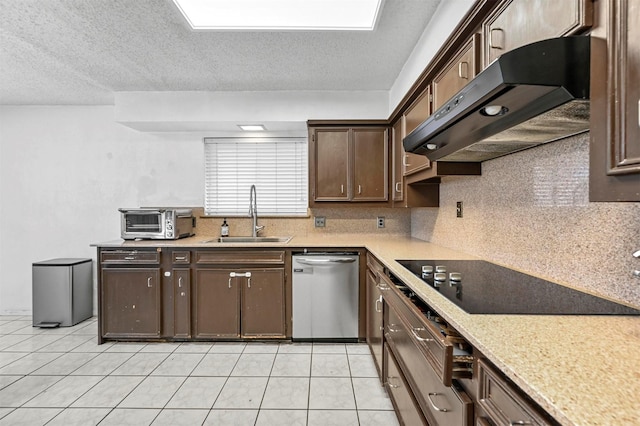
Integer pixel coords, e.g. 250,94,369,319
292,252,359,341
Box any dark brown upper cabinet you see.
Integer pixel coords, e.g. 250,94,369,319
589,0,640,201
309,125,389,206
483,0,593,65
432,34,480,111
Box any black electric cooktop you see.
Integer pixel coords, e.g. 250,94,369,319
396,259,640,315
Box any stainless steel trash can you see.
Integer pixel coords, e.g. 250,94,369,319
32,258,93,327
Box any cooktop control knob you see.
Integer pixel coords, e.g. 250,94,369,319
435,265,447,273
434,272,447,287
421,265,433,279
449,272,462,286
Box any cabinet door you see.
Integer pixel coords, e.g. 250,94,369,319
589,0,640,201
313,128,350,201
433,35,480,111
352,128,388,201
403,88,431,175
101,268,161,338
241,268,286,338
173,268,191,338
366,269,384,375
391,118,405,202
484,0,593,64
194,269,240,338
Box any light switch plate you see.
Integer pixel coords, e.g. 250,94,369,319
314,216,326,227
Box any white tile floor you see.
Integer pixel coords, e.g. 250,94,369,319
0,316,399,425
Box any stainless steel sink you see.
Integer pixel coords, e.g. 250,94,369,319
202,236,292,243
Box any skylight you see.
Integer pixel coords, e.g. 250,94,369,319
172,0,383,31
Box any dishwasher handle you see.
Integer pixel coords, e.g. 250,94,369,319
295,257,357,265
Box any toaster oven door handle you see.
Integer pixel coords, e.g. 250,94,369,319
118,208,165,214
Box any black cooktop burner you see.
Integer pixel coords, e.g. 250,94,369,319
396,259,640,315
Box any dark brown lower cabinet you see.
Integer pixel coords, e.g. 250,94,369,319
101,268,161,339
366,268,384,375
384,343,428,426
477,359,556,426
194,269,241,338
173,268,191,338
384,300,473,426
194,267,286,339
241,268,286,337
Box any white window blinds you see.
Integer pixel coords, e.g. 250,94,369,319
204,137,308,216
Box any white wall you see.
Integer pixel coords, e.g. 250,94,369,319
0,106,204,314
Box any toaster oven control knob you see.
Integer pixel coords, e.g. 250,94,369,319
435,265,447,273
433,272,447,287
421,265,433,279
449,272,462,286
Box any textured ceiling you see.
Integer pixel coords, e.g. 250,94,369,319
0,0,442,105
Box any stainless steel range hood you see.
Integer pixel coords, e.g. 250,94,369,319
403,36,590,162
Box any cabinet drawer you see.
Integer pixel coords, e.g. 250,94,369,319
478,359,553,426
384,281,461,385
172,251,191,264
384,343,428,426
100,250,160,264
366,253,384,274
195,250,285,265
385,304,473,426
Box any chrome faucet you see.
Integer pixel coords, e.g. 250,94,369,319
249,184,265,237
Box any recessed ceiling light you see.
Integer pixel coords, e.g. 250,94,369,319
172,0,383,31
238,124,267,131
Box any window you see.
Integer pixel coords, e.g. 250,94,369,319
204,137,308,216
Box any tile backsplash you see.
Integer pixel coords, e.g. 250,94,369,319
411,133,640,308
195,207,411,239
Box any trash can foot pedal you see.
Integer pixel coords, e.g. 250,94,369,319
35,322,60,328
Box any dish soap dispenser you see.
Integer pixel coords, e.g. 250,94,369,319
221,218,229,237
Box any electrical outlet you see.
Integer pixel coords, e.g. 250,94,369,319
456,201,463,218
377,216,385,228
314,216,326,227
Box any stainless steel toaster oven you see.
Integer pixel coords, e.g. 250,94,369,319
119,208,194,240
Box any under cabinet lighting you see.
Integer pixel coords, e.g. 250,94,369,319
172,0,383,31
238,124,266,131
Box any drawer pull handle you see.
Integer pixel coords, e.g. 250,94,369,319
427,392,449,412
376,283,389,291
175,256,187,261
387,324,401,333
489,28,504,50
247,277,251,288
458,61,469,79
147,277,152,288
509,422,532,426
228,278,232,289
411,327,435,342
386,377,400,388
375,295,383,313
124,256,135,260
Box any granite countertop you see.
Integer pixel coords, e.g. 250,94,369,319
92,235,640,425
